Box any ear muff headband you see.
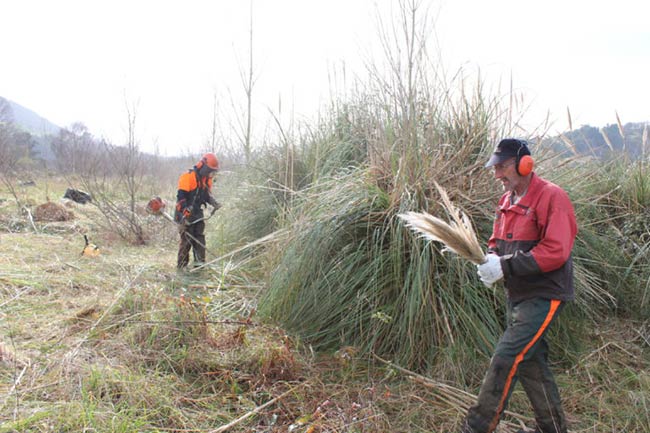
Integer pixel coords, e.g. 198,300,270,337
515,140,534,176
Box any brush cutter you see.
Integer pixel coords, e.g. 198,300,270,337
145,197,218,263
146,196,216,225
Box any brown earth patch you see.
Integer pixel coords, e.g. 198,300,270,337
34,202,75,222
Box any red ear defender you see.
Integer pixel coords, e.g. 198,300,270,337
517,154,534,176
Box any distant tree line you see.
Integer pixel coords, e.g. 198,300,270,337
0,97,191,244
0,97,187,183
0,97,39,171
545,122,649,159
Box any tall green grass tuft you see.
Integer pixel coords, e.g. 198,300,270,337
242,2,645,376
553,155,650,318
256,69,522,375
252,80,638,375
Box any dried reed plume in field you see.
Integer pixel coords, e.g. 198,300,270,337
399,183,485,265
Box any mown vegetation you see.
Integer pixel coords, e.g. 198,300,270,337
2,2,649,433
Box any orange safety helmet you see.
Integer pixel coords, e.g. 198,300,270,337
198,152,219,171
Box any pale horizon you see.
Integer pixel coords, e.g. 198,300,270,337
2,0,648,155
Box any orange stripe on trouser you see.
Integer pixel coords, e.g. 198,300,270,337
487,299,561,433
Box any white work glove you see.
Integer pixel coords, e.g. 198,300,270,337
477,253,503,288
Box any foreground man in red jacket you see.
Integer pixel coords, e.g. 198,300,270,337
175,153,221,269
460,139,577,433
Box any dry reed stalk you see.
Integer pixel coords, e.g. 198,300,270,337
600,128,614,152
560,133,578,156
643,123,648,161
615,111,625,140
399,182,485,265
191,229,288,272
207,385,299,433
372,354,533,427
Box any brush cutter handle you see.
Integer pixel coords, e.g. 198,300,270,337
185,207,219,225
160,211,206,226
154,214,218,264
185,215,207,225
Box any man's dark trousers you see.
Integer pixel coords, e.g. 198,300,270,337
177,220,206,268
463,297,568,433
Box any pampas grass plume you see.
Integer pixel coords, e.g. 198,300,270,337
399,182,486,265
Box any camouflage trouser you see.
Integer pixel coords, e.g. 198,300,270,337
462,298,568,433
177,220,206,269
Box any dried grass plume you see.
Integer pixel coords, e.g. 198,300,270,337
399,182,486,265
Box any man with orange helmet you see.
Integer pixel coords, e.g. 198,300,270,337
175,152,221,269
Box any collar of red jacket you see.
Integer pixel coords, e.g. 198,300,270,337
499,173,545,211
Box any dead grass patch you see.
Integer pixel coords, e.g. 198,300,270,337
1,183,649,433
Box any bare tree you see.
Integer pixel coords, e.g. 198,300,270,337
0,99,27,209
93,98,145,244
0,123,21,205
120,98,143,216
369,0,431,145
51,123,102,174
230,0,256,162
205,90,234,156
0,97,16,173
244,1,254,160
66,99,148,245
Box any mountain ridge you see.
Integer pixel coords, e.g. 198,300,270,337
0,96,61,136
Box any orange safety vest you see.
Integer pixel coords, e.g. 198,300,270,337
175,168,214,222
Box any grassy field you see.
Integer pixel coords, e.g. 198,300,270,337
1,178,648,433
3,0,650,428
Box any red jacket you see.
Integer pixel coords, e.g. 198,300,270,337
488,173,578,302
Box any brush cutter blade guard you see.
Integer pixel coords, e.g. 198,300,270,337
146,197,166,215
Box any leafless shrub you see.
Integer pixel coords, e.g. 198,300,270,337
51,103,153,244
0,119,28,210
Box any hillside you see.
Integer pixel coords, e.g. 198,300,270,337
0,97,60,161
0,97,60,137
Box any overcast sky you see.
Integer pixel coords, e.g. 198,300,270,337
1,0,648,155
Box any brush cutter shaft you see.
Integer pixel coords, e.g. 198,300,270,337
160,212,175,223
157,210,216,261
185,213,214,225
147,197,214,225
